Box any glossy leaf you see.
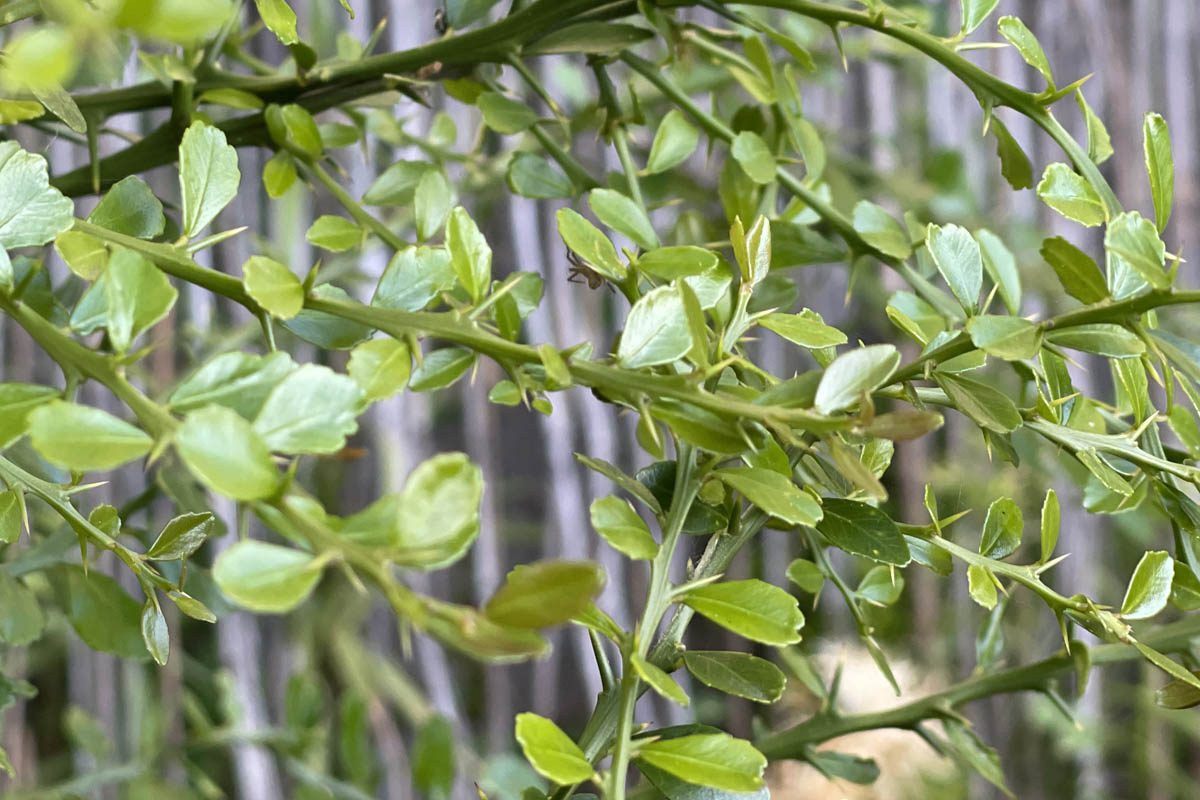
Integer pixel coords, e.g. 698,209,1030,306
213,540,323,613
813,344,900,414
636,733,766,793
28,401,152,472
179,122,240,238
1120,551,1173,619
714,467,822,526
484,560,606,629
681,579,805,646
683,651,786,704
589,496,658,560
514,712,593,784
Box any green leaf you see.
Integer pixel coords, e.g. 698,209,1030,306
0,490,20,544
556,208,626,282
393,452,483,569
635,246,718,281
446,0,501,28
1121,550,1173,619
966,316,1041,361
1104,211,1168,291
178,122,240,238
730,131,776,185
633,652,689,706
998,15,1054,88
758,311,847,349
446,206,492,303
730,215,771,287
253,364,362,454
589,189,658,251
176,406,280,501
967,564,998,610
254,0,298,45
243,255,304,319
649,401,748,456
168,351,296,419
0,383,59,448
1143,112,1173,232
1076,91,1113,164
1040,236,1108,303
636,733,765,793
786,558,824,594
420,598,548,662
348,338,411,402
141,599,169,665
364,160,431,206
683,651,786,704
28,401,151,472
265,104,322,159
646,109,699,175
1036,163,1104,227
980,497,1022,559
961,0,1000,34
88,176,165,239
1076,448,1133,497
989,117,1033,190
807,751,880,785
681,579,804,646
0,141,74,253
589,496,658,560
1157,674,1200,709
977,229,1022,314
1040,489,1059,562
306,215,363,252
263,150,297,198
58,566,147,660
478,91,538,134
0,571,44,646
374,246,456,312
934,371,1022,433
54,231,108,280
813,344,899,414
147,512,214,561
523,22,653,55
506,152,574,199
514,712,593,784
1044,323,1144,358
618,285,693,369
926,223,982,313
852,201,911,259
412,716,455,798
410,347,475,392
213,540,323,613
714,467,822,526
199,87,265,110
816,498,910,566
484,560,606,629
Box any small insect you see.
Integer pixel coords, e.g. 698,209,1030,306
433,8,448,35
566,248,611,291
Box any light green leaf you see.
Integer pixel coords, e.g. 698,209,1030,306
254,0,298,45
523,21,654,55
1144,112,1173,232
618,285,693,369
265,104,322,159
1045,323,1144,358
514,712,593,784
589,188,658,250
1076,91,1113,164
998,15,1054,88
253,364,362,454
59,566,147,660
857,565,904,607
730,215,771,287
446,206,492,303
681,579,805,646
0,489,21,544
646,109,699,175
410,347,475,392
633,652,689,706
966,315,1042,361
1104,211,1167,290
0,571,44,646
484,560,606,629
852,201,911,259
1040,489,1059,562
0,141,74,252
213,540,323,613
813,344,900,414
556,208,626,282
816,498,910,566
348,338,411,402
976,229,1022,314
306,215,363,252
967,564,997,610
714,467,822,526
0,383,57,448
478,91,538,134
1036,163,1104,227
980,497,1022,559
374,246,456,312
636,246,718,281
926,223,982,313
88,176,165,239
589,496,658,560
243,255,303,319
415,170,454,241
683,651,786,704
1040,236,1108,304
1121,550,1173,619
141,599,169,665
730,131,776,184
506,152,574,199
393,452,483,569
988,117,1033,191
786,558,824,594
147,512,215,561
759,310,847,349
176,406,280,501
961,0,1000,34
636,733,766,793
54,231,108,280
168,351,296,418
179,122,240,238
934,371,1022,433
29,401,151,472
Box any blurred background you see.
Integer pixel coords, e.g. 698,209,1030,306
2,1,1199,798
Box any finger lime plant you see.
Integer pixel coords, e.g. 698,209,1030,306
2,0,1200,796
